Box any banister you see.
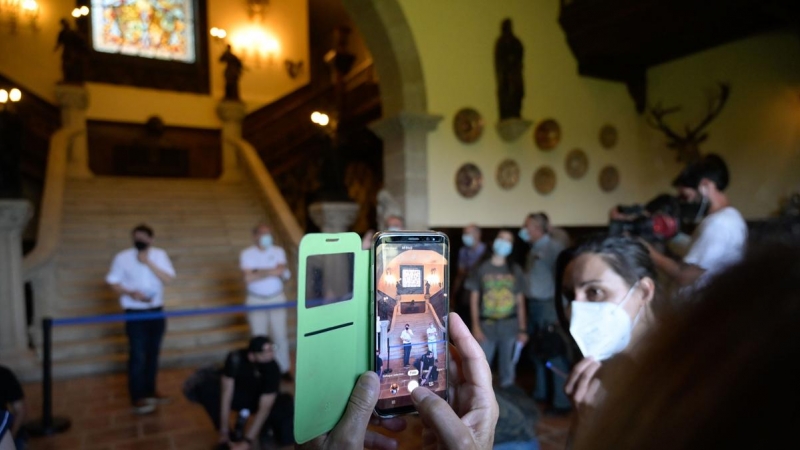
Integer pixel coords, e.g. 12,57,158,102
228,136,304,248
23,127,84,281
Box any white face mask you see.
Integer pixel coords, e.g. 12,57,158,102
569,283,639,361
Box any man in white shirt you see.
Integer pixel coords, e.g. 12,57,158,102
648,154,747,289
426,322,439,361
240,222,292,379
106,224,176,414
400,323,414,368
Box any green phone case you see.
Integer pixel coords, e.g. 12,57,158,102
294,233,371,444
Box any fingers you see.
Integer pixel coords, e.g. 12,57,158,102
327,372,380,448
447,313,493,391
564,358,602,406
412,387,475,449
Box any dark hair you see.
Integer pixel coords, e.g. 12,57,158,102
248,335,272,353
527,212,550,232
672,153,729,191
132,224,154,237
574,242,800,450
572,235,656,288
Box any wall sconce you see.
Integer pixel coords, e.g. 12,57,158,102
0,88,22,111
230,26,280,68
247,0,269,21
71,6,89,18
0,0,41,33
311,111,330,126
209,27,227,45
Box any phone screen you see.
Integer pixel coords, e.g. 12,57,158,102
372,232,449,416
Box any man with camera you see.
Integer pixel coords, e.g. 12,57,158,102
646,154,747,289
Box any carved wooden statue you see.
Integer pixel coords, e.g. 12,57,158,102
646,82,730,164
219,45,244,100
495,18,524,120
54,18,88,85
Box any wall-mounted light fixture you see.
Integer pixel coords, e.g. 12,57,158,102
0,87,22,111
230,25,280,68
71,6,89,18
285,59,303,79
0,0,40,33
247,0,269,21
209,27,227,44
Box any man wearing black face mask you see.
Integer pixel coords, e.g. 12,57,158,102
106,224,176,414
646,154,747,289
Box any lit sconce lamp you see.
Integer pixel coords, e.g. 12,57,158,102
71,6,89,18
1,0,41,33
0,88,22,111
285,59,303,79
209,27,227,44
230,26,280,68
311,111,330,127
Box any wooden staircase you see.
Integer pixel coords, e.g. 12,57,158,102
47,176,297,378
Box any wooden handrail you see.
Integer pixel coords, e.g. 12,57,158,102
228,136,304,248
23,127,84,281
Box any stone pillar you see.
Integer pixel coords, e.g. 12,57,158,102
55,84,91,178
0,201,36,372
370,112,443,230
216,100,246,181
308,202,359,233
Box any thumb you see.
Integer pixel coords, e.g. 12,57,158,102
327,371,380,448
411,387,472,448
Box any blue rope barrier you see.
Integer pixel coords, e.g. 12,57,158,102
51,301,298,327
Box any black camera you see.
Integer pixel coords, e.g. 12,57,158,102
609,194,683,242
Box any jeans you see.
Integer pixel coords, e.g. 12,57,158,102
125,308,166,404
403,343,412,366
527,299,570,409
246,293,291,374
479,317,518,388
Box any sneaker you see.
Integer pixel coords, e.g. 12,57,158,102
132,400,156,415
144,392,171,405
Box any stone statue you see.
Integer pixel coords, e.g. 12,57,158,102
494,18,524,120
219,45,244,100
54,18,88,85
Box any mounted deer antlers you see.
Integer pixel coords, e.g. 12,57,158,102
646,82,731,164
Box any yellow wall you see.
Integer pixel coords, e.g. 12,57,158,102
0,0,309,128
399,0,645,227
643,31,800,220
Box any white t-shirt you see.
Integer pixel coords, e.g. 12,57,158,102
106,247,176,310
240,245,288,297
684,206,747,285
427,325,438,342
400,328,414,344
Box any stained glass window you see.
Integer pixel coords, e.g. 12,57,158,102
90,0,196,63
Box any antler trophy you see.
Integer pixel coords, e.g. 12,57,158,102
646,82,731,164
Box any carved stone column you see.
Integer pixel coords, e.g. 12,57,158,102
216,100,246,181
308,202,359,233
370,111,443,229
55,84,91,178
0,200,36,375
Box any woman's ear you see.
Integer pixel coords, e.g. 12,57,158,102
637,277,656,304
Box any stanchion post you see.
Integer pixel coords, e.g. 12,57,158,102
24,317,71,437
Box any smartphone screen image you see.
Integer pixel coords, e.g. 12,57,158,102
373,232,449,416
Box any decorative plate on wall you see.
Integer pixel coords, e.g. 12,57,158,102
533,118,561,151
533,166,556,195
453,108,484,143
599,124,618,149
455,163,483,198
496,159,520,190
599,165,620,192
565,148,589,179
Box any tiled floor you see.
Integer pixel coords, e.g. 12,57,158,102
22,365,571,450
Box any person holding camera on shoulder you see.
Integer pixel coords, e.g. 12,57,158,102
645,154,747,290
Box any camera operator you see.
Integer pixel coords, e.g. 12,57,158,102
646,154,747,289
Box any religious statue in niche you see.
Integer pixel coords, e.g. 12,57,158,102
55,19,89,85
219,44,244,101
495,18,524,120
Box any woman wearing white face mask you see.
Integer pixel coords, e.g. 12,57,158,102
465,230,528,389
560,236,659,432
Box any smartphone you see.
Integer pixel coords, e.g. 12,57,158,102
371,231,449,417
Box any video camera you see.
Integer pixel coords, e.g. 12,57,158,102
609,194,686,242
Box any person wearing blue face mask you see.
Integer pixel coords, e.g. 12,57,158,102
560,236,658,436
465,230,528,389
240,222,293,381
453,224,487,328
